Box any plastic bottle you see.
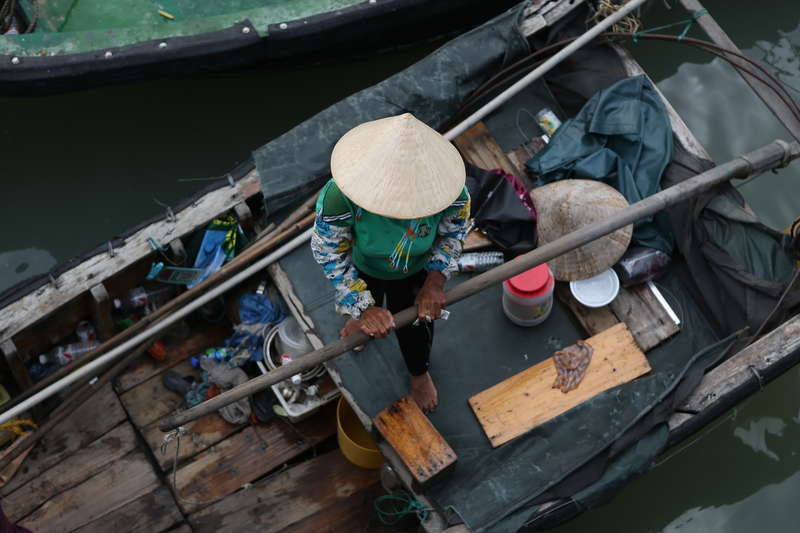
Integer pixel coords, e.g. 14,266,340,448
112,286,172,314
457,252,505,273
28,354,59,382
76,320,96,343
48,340,100,366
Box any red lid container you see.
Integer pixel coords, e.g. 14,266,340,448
505,264,554,298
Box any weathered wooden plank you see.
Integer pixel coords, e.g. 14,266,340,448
0,170,260,345
4,422,138,521
173,412,337,513
114,323,229,394
520,0,586,38
89,283,115,341
609,284,680,351
188,450,379,533
73,485,184,533
469,323,651,447
555,283,619,336
453,122,522,175
18,449,161,533
324,365,448,532
373,396,457,486
119,359,197,429
0,434,34,489
556,282,679,352
1,383,127,495
1,338,31,393
676,315,800,416
279,483,389,533
143,412,242,471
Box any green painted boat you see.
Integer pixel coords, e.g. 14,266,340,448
0,0,518,95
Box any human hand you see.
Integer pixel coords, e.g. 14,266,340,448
352,306,395,339
415,271,447,322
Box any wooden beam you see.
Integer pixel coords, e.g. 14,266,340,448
0,170,261,345
678,0,800,142
234,201,259,234
669,314,800,437
470,323,651,447
89,283,115,341
1,339,31,392
168,237,187,265
373,396,457,487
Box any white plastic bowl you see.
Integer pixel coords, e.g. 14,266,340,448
569,269,620,308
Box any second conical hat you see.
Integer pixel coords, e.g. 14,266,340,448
330,113,465,219
530,180,632,281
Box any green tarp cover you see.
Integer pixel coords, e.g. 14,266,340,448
526,75,674,254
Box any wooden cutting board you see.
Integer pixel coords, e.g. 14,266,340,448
469,323,651,447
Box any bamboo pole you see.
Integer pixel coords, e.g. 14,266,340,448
159,139,800,431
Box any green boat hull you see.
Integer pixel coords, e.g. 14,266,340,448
0,0,520,95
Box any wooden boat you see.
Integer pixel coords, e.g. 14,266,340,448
0,0,520,95
1,1,798,531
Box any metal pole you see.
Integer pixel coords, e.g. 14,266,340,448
0,228,314,425
443,0,650,140
159,139,799,431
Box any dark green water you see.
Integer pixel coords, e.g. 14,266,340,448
1,1,799,531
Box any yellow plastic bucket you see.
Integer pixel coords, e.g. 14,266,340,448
337,397,383,469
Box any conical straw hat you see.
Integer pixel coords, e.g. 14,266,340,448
530,180,632,281
330,113,465,219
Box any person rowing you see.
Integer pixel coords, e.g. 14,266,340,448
311,113,470,412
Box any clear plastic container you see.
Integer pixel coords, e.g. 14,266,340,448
276,317,313,359
502,264,555,327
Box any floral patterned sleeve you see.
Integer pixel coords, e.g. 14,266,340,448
311,186,375,319
426,189,471,279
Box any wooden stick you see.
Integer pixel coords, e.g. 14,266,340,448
0,341,151,473
159,139,800,431
0,210,316,416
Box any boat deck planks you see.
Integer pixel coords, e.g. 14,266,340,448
373,396,457,486
172,412,337,513
114,323,230,393
557,282,680,352
18,449,162,533
1,383,126,495
469,323,651,447
3,422,139,522
187,449,381,533
142,412,242,471
72,485,184,533
118,358,197,429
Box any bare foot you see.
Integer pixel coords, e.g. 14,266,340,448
410,372,438,413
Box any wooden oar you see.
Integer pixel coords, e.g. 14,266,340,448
159,139,800,431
